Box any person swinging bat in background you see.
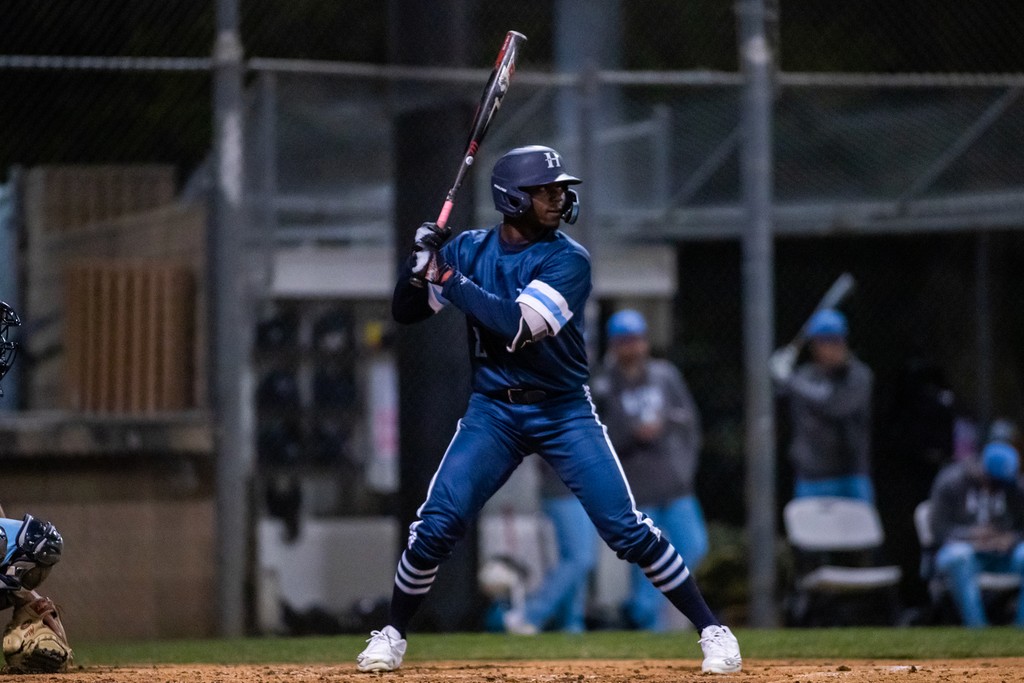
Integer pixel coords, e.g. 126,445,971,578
0,301,73,673
355,146,742,674
770,302,876,504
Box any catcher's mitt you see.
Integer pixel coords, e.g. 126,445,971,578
2,596,72,673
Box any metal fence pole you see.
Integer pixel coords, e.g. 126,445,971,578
211,0,251,637
736,0,779,628
975,231,993,435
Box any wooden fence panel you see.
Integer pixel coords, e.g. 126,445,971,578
63,260,195,414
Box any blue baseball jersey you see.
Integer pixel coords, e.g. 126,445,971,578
428,225,591,394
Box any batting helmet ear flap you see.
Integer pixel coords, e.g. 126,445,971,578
506,190,532,217
561,188,580,224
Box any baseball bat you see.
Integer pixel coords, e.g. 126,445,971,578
435,30,527,230
787,272,856,350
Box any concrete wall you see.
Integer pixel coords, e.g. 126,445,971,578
0,457,216,642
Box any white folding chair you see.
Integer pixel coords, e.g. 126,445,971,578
783,496,902,626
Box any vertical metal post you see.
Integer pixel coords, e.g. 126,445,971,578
576,64,601,359
653,104,672,212
576,65,598,255
975,231,993,435
257,72,278,289
555,0,623,207
736,0,778,628
211,0,251,637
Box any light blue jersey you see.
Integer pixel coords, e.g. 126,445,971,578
0,518,21,564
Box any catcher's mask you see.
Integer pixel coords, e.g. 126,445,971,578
0,301,20,397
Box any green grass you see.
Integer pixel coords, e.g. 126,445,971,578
72,628,1024,667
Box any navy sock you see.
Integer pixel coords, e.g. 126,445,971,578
639,538,719,632
387,551,438,637
661,574,719,633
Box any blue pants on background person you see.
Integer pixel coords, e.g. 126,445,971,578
935,540,1024,627
793,474,875,503
624,494,709,631
517,495,598,632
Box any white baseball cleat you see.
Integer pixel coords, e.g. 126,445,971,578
356,625,407,672
699,624,742,674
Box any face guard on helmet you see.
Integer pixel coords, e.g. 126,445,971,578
0,301,20,397
491,145,582,224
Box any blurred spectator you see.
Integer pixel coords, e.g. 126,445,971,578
953,417,981,462
500,464,599,635
988,418,1022,456
770,308,875,503
928,441,1024,627
591,310,709,631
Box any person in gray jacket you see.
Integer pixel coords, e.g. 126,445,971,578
928,441,1024,627
770,308,875,502
592,309,709,631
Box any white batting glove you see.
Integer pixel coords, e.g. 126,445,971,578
411,247,432,275
769,345,798,383
414,222,451,250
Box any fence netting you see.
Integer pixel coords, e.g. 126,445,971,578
2,0,1023,632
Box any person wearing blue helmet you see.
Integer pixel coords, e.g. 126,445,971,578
358,146,741,674
770,308,876,502
591,309,709,631
497,459,599,636
927,441,1024,626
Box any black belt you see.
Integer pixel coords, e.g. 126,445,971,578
484,388,550,404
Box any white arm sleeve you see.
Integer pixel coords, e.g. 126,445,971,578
505,279,574,352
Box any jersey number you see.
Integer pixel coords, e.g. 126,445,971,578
472,326,488,359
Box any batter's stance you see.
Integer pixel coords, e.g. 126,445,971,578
357,146,741,674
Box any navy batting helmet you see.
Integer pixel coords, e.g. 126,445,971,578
491,146,581,223
0,301,20,396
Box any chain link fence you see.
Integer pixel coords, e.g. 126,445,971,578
2,0,1023,634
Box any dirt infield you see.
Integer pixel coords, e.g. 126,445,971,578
11,659,1024,682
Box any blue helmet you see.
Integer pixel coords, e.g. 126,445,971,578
491,146,581,223
606,310,647,340
806,308,848,339
982,441,1020,483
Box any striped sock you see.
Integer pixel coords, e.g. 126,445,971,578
642,538,718,632
387,550,439,636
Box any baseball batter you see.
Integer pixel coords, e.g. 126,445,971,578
0,302,72,673
356,146,741,674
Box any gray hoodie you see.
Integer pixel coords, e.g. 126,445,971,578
777,355,873,481
587,358,701,506
929,460,1024,547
